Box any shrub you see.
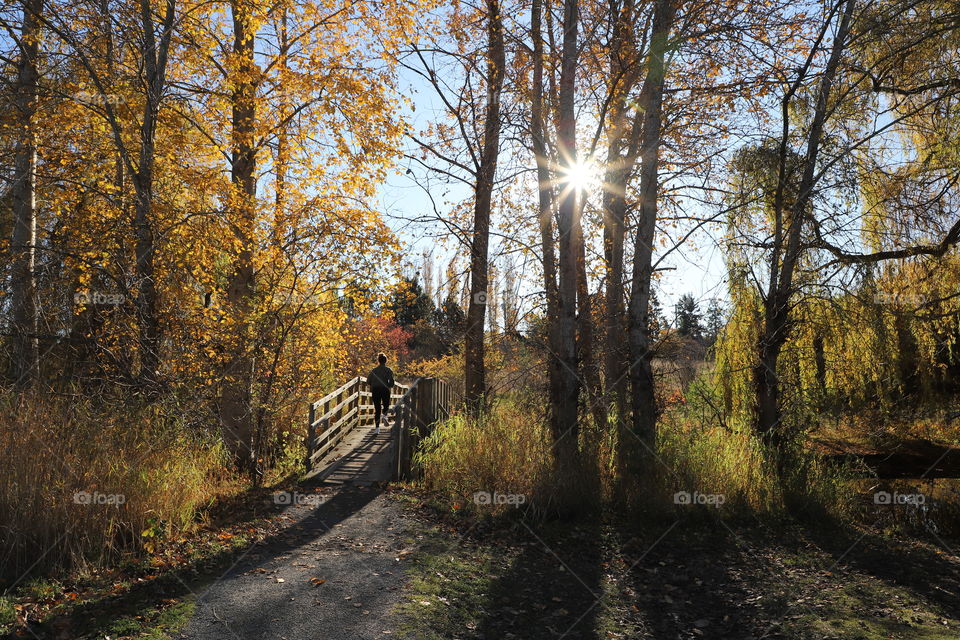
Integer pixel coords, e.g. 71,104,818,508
648,374,857,521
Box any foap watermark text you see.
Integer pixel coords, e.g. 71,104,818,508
674,490,725,508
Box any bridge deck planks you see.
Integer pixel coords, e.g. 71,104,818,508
304,421,395,485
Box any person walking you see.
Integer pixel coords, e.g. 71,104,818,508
367,353,394,435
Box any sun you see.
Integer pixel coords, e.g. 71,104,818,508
561,159,600,194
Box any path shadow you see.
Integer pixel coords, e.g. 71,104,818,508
174,484,389,638
620,518,767,639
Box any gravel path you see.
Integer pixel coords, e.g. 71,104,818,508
177,484,416,640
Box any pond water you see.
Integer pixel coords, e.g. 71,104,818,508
853,478,960,538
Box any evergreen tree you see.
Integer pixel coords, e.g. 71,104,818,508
704,298,725,348
648,290,666,337
674,293,703,340
434,295,466,352
390,276,435,328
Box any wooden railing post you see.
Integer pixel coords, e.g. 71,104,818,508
306,402,316,473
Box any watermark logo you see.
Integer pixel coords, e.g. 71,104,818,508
74,91,124,106
73,490,126,505
74,291,124,306
473,490,526,507
874,293,927,306
272,491,326,507
874,491,925,506
274,292,324,308
673,490,725,508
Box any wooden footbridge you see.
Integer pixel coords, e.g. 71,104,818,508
303,376,456,485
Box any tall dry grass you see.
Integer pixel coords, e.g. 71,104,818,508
0,391,230,585
648,376,857,520
415,400,564,518
414,383,856,523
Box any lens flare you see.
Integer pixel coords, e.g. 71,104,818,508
561,159,599,193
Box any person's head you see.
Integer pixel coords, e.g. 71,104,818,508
377,352,387,365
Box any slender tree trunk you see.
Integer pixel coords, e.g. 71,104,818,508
625,0,675,467
274,7,289,248
132,165,160,386
602,163,628,419
553,0,581,458
464,0,505,411
753,0,855,456
222,0,258,474
574,197,605,431
601,0,641,428
9,0,42,386
813,334,826,396
530,0,562,433
132,0,175,389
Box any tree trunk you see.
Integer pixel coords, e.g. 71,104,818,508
602,164,628,421
132,0,175,389
753,331,785,447
9,0,42,386
553,0,581,459
601,0,641,425
530,0,562,434
625,0,676,469
813,333,826,397
574,198,605,432
222,0,258,475
274,7,289,248
464,0,505,411
753,0,855,452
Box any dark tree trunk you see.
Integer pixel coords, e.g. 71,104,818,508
753,332,785,448
601,0,641,426
813,333,826,397
602,167,628,420
222,0,258,475
464,0,505,411
553,0,581,459
132,0,175,389
574,199,605,432
625,0,676,468
530,0,562,433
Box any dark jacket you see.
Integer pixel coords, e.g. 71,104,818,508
367,364,394,390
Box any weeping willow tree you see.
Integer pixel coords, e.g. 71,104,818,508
716,0,960,474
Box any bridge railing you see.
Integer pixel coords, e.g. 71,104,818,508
304,375,457,480
305,376,407,474
391,377,456,480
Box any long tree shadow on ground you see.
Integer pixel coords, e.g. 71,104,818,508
808,523,960,619
619,518,767,639
473,520,605,640
23,482,385,639
621,515,960,639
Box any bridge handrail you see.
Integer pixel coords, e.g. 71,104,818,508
305,376,407,473
305,375,457,480
390,377,457,480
